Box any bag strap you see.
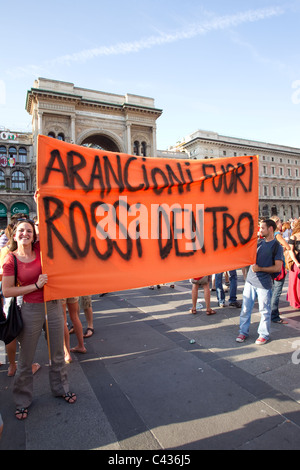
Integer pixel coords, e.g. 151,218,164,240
289,237,298,250
11,254,18,287
272,239,280,264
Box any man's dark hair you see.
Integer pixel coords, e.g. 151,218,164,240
262,218,277,232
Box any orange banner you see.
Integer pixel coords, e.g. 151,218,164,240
37,135,259,301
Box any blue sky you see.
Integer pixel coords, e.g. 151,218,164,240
1,0,300,150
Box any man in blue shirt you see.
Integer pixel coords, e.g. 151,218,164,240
236,219,284,345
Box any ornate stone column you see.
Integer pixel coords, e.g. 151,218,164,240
126,122,131,154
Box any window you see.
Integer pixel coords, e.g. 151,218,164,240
141,142,147,157
271,167,275,175
263,166,267,175
262,204,269,216
296,169,299,177
281,187,284,197
263,186,268,196
18,147,27,163
0,146,6,164
272,186,276,196
279,167,283,176
0,170,5,188
133,140,147,156
289,187,292,197
8,146,17,166
133,141,139,156
11,171,26,190
9,146,17,158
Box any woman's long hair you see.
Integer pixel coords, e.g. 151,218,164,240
292,219,300,236
8,219,37,252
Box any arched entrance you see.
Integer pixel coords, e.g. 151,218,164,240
81,134,120,152
262,204,269,218
0,202,7,229
271,205,277,216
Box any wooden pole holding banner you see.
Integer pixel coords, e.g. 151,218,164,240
35,190,52,367
43,301,52,366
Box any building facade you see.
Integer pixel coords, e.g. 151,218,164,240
0,130,35,228
169,129,300,220
25,78,162,158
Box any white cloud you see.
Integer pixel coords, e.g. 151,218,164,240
51,6,285,65
5,6,285,78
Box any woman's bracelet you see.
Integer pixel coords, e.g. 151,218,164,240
35,282,40,290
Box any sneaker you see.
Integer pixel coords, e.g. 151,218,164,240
218,303,226,308
236,334,247,343
255,336,268,345
229,301,242,308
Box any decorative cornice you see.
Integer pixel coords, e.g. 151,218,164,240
26,88,163,119
179,135,300,157
25,88,81,113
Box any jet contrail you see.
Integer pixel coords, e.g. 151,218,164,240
6,6,284,77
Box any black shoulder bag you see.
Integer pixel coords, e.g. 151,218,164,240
0,254,23,345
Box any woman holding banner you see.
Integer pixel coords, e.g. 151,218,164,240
2,219,76,420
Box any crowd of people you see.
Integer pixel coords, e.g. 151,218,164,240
0,211,300,432
190,216,300,346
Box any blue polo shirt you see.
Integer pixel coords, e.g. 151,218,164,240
246,238,283,290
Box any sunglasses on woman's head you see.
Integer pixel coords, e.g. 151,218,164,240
17,218,35,223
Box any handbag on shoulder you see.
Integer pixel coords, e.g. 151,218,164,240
284,250,294,271
0,254,23,345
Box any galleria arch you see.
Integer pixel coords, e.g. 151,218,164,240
78,129,124,153
26,78,162,158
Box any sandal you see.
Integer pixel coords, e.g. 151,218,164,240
206,309,216,315
61,392,77,404
83,327,94,338
32,363,41,375
70,347,87,354
189,308,197,314
15,408,28,420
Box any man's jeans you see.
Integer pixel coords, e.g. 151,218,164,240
215,270,237,305
271,277,285,321
239,281,272,340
